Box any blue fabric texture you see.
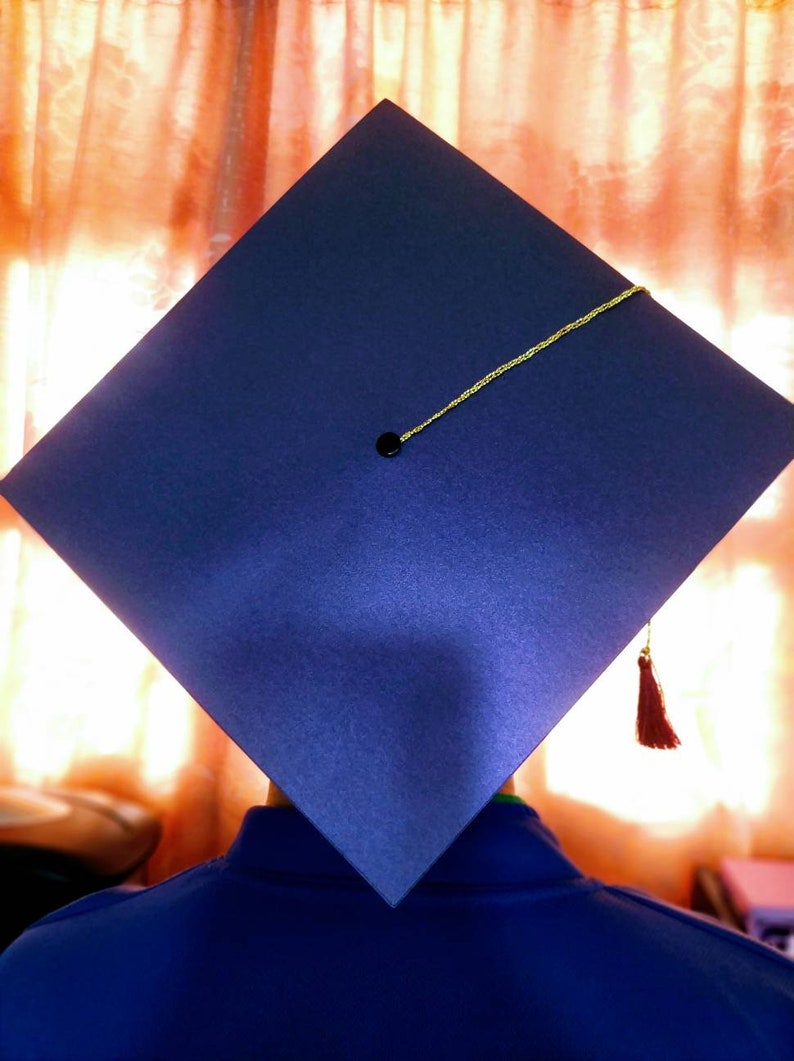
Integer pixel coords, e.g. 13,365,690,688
1,800,792,1060
2,101,793,904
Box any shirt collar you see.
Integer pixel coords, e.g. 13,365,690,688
225,798,584,891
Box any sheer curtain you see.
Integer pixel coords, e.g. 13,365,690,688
1,0,792,900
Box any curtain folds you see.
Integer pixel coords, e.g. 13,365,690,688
1,0,792,902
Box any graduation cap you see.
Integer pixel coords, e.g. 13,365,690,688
2,101,793,906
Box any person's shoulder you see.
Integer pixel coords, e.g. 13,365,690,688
18,883,146,930
0,857,228,1061
606,882,794,979
0,857,225,973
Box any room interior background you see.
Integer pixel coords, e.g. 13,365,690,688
1,0,792,905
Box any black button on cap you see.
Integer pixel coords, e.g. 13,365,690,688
376,432,402,457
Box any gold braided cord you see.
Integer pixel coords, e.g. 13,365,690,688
642,618,653,657
399,284,649,444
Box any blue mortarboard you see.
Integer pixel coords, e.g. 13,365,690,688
2,101,793,905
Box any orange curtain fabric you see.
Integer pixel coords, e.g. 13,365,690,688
1,0,792,902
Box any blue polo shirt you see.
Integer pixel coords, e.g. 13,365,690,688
1,797,792,1059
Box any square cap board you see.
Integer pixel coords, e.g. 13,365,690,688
2,100,793,905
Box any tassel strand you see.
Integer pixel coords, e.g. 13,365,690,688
636,624,680,750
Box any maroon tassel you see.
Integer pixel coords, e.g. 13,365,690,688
636,648,680,749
